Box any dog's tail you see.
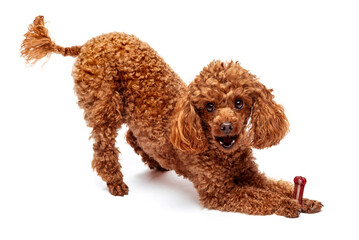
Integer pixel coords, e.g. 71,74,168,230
21,16,82,65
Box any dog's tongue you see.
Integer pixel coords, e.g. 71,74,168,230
223,136,232,144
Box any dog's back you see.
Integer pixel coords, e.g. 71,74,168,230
72,31,185,127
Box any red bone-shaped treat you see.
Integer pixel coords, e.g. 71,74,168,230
293,176,307,205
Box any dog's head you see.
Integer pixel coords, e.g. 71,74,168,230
170,60,289,154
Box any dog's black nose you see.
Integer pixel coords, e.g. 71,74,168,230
220,122,233,134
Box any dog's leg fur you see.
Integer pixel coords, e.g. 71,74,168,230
194,171,322,217
195,180,302,218
73,65,128,195
254,176,294,198
126,130,168,171
89,90,128,196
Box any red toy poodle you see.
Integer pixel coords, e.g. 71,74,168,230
21,16,322,218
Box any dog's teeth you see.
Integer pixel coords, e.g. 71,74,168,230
231,140,235,144
220,141,224,145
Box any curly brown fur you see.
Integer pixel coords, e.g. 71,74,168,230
126,130,168,171
21,16,322,217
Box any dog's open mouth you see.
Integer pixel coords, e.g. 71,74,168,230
215,135,239,150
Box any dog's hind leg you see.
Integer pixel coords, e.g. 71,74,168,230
90,91,129,195
90,88,129,196
74,70,128,195
125,130,168,171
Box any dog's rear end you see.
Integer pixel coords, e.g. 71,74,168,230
21,16,186,195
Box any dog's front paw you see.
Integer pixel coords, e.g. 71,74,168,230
275,199,301,218
302,198,323,214
107,180,129,196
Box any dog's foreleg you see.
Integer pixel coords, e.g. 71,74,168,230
195,178,302,218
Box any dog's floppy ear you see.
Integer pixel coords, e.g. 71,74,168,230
170,96,207,154
249,81,289,149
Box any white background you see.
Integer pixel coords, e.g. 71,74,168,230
1,0,358,239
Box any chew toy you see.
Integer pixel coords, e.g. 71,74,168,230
293,176,306,205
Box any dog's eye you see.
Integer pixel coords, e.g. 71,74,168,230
235,99,244,110
205,102,215,112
